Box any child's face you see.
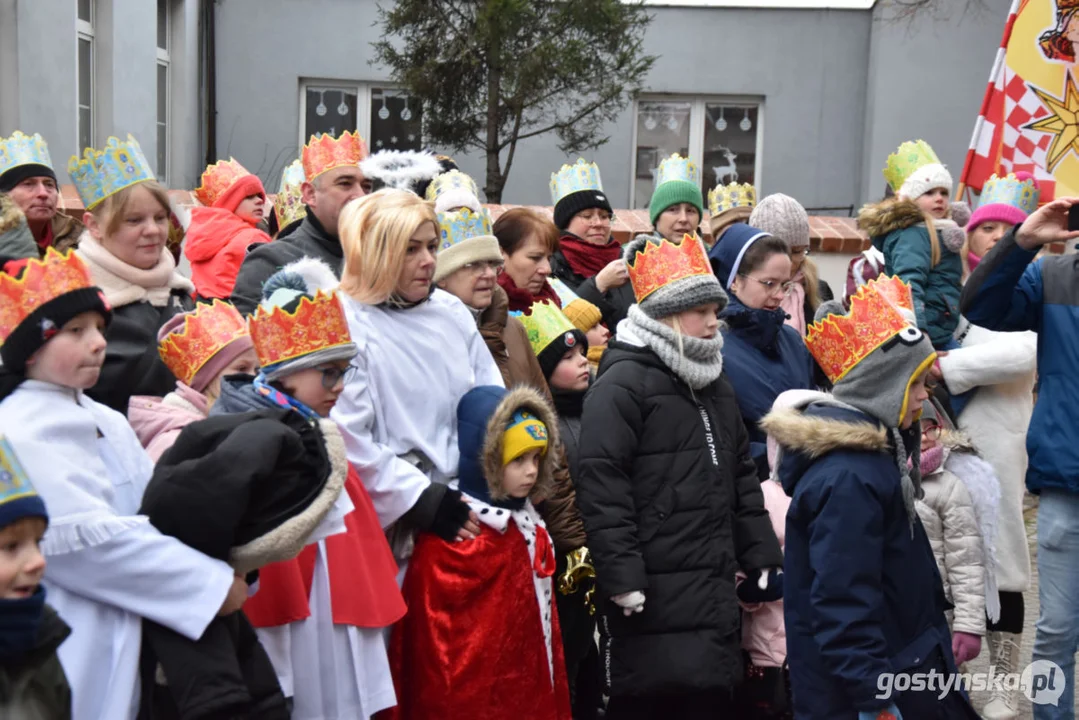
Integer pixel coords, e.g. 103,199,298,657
0,517,46,600
502,448,542,499
669,303,721,340
921,418,942,452
585,323,610,349
235,194,266,225
968,221,1007,259
549,345,590,392
915,188,950,220
25,311,107,390
280,359,352,417
205,347,260,401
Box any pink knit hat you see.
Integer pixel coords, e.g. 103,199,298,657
966,171,1040,232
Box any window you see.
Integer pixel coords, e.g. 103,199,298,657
156,0,170,181
300,82,422,153
632,97,763,210
76,0,95,152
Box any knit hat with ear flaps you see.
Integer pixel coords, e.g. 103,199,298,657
624,233,727,320
749,194,810,249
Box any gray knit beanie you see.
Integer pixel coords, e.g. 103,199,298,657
749,193,810,249
623,233,728,319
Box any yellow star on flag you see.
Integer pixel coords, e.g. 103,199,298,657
1027,71,1079,173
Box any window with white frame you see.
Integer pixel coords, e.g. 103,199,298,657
156,0,170,181
76,0,95,152
632,97,762,210
300,82,422,153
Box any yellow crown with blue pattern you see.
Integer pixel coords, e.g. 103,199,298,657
0,131,53,179
0,436,47,527
708,182,757,216
656,153,701,187
883,140,941,194
68,135,155,210
273,159,307,230
511,300,579,357
978,173,1040,215
436,207,494,250
550,158,604,205
425,169,479,203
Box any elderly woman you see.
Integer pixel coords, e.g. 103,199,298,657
494,207,563,312
70,136,194,412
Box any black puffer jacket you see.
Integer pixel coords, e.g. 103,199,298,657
576,341,782,698
549,247,636,332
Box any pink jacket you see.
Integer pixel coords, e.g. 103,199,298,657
738,478,790,668
127,383,209,462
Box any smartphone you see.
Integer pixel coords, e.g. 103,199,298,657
1069,204,1079,232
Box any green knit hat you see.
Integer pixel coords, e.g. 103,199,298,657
649,180,704,227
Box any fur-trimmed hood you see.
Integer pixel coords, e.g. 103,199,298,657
857,197,925,239
457,385,560,504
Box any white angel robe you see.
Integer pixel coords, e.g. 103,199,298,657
331,290,504,566
0,380,235,720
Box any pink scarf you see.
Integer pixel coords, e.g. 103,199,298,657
780,271,807,335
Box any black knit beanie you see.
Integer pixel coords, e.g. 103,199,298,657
536,328,588,380
554,189,614,231
0,164,57,193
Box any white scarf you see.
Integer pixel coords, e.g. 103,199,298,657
76,233,194,308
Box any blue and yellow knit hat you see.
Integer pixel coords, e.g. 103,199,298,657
502,410,549,466
0,437,47,531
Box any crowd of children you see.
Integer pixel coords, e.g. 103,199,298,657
0,123,1062,720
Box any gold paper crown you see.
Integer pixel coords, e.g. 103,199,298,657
626,234,713,303
248,291,352,368
274,159,307,229
0,248,98,343
194,158,253,207
301,131,368,182
426,169,479,203
806,275,914,384
883,140,941,194
0,131,53,179
512,300,579,357
157,300,250,387
708,182,757,216
550,158,604,205
655,154,701,187
68,135,155,210
979,173,1040,215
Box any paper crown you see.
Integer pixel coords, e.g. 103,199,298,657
248,291,352,368
0,248,97,344
425,169,479,203
158,300,250,387
806,275,915,384
274,159,307,229
301,131,368,182
436,207,494,251
0,437,38,507
626,234,713,303
883,140,941,194
708,182,757,216
978,173,1040,215
655,154,701,187
550,158,604,205
548,277,583,306
194,158,253,207
68,135,155,210
0,131,53,179
512,300,578,357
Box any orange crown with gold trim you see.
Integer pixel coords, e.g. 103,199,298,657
806,275,915,384
158,300,250,386
248,291,352,368
194,158,253,207
0,248,96,343
301,131,368,182
626,234,713,303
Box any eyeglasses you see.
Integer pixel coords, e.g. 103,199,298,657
462,260,504,275
739,274,794,295
319,364,357,390
922,424,942,440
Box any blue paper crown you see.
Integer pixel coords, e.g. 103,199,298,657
550,158,604,205
656,153,701,187
0,437,38,507
68,134,156,210
548,277,582,305
978,173,1040,215
0,131,53,179
436,207,494,250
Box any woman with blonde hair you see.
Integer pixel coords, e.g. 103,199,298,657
331,189,504,577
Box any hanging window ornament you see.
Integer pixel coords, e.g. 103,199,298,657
401,96,412,121
375,139,384,148
337,91,349,116
316,90,327,117
716,107,727,132
740,108,752,132
378,94,390,120
391,136,398,145
644,112,657,131
407,133,416,142
666,114,679,132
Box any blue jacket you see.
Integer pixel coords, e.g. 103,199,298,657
961,227,1079,494
762,400,973,719
720,294,815,478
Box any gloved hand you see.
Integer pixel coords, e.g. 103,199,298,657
952,631,982,665
737,567,784,603
406,484,472,541
858,703,903,720
611,590,645,617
